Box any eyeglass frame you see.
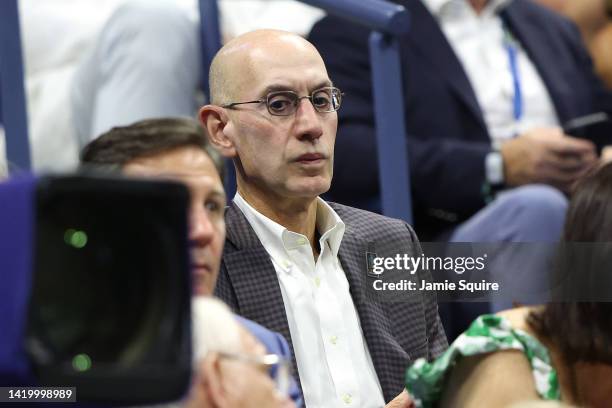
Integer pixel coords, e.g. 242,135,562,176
220,86,344,116
217,351,291,397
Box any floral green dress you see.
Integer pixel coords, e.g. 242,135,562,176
406,314,560,408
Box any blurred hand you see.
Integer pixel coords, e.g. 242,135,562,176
385,390,415,408
500,127,597,193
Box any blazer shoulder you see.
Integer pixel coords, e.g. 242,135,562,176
328,202,418,241
223,202,264,251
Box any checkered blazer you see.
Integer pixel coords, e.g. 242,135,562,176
214,201,448,402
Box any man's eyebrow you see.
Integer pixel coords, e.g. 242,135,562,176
311,80,334,91
260,80,334,96
261,84,292,95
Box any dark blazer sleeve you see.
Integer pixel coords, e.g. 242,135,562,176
559,20,612,145
405,223,449,358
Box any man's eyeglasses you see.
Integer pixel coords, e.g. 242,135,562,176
218,351,291,397
221,86,343,116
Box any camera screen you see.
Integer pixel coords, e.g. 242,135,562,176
25,175,192,403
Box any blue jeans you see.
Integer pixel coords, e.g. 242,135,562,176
441,184,567,340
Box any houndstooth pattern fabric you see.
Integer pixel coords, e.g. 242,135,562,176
215,201,449,402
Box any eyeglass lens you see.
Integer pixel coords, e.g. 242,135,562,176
267,87,341,116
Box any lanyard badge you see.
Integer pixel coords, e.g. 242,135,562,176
503,28,523,126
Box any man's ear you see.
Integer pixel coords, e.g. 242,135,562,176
199,105,236,158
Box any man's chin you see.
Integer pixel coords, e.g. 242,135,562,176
192,273,214,296
192,286,210,297
288,177,331,197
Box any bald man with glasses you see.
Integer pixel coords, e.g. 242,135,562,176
199,29,447,408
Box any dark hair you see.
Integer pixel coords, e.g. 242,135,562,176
528,163,612,366
80,117,224,182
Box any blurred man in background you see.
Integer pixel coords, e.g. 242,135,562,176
309,0,612,337
309,0,612,242
81,117,302,406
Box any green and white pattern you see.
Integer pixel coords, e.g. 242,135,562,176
405,314,560,408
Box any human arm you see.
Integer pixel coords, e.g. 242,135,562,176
404,223,449,358
384,390,414,408
500,127,597,193
439,351,541,408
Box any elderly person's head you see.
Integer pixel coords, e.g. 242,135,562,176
199,29,341,207
81,117,226,296
187,298,294,408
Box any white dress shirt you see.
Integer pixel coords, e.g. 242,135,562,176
421,0,560,147
233,194,385,408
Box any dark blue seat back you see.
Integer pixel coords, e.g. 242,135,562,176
0,0,31,171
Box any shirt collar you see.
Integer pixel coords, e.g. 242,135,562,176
315,198,345,257
421,0,512,19
233,193,345,261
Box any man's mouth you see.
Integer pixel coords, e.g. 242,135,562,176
295,153,325,164
192,263,211,275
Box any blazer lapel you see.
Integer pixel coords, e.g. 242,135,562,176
401,0,488,132
337,225,399,402
223,204,296,370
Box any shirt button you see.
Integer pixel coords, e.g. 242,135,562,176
314,277,321,287
342,394,352,404
298,238,307,245
330,335,338,345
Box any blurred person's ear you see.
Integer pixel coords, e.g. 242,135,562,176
200,353,229,408
199,105,236,158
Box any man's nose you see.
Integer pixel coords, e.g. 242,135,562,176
189,207,214,245
294,98,324,141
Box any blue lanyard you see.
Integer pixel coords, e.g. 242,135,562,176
504,28,522,122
